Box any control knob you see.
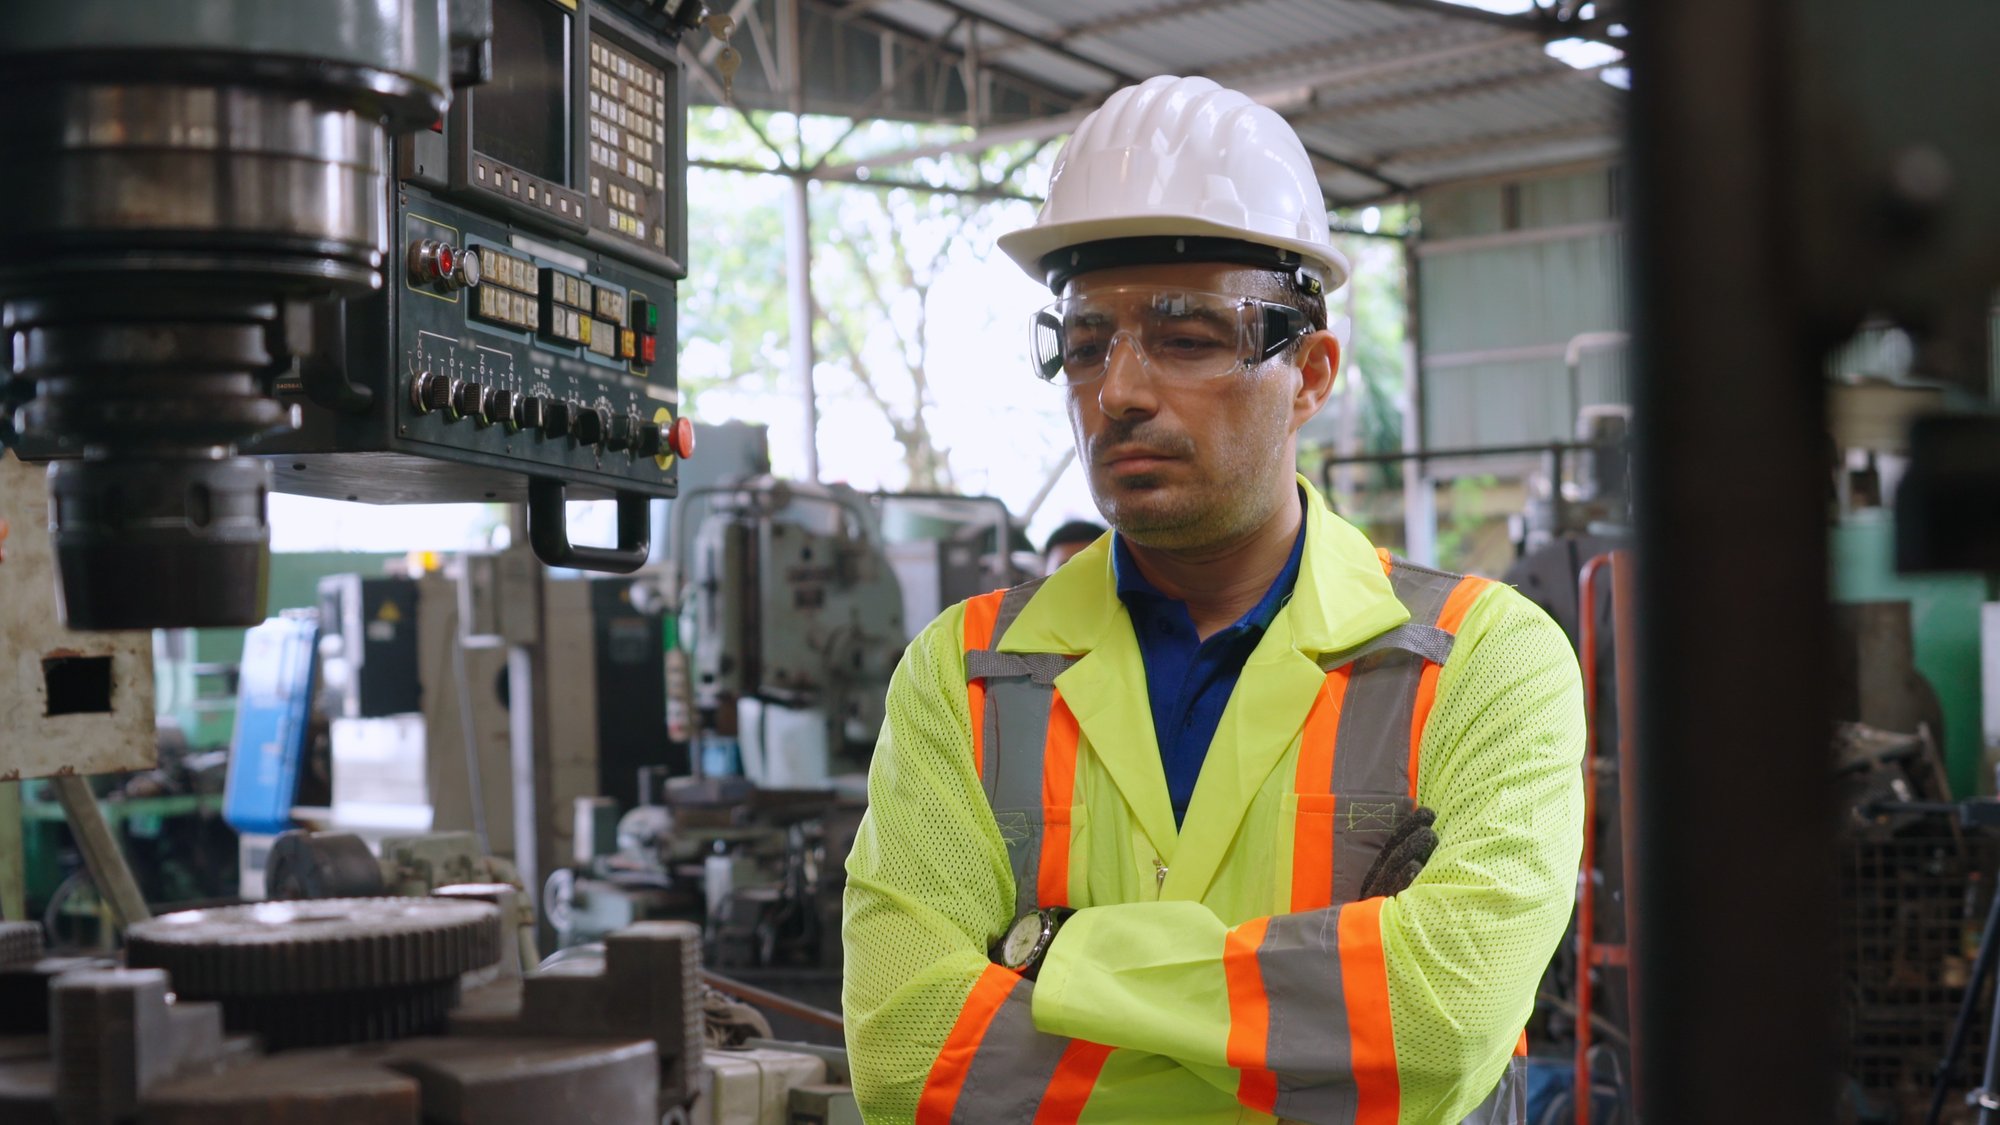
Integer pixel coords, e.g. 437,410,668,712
540,399,572,440
635,423,665,459
485,387,517,432
411,372,458,420
605,413,635,453
516,395,545,434
572,405,609,447
454,380,488,425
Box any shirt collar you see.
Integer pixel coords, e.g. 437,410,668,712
1111,488,1308,636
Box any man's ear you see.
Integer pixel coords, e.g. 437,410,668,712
1291,329,1342,429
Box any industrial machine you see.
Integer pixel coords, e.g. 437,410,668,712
0,909,837,1123
0,0,705,631
681,478,908,785
539,474,1025,988
551,774,861,981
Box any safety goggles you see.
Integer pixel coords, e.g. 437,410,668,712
1031,285,1312,386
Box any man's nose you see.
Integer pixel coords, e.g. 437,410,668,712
1093,332,1159,419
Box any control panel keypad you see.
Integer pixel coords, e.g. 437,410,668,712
588,36,669,253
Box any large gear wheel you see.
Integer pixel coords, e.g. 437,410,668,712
125,898,501,1049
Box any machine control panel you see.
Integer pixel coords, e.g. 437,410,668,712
247,0,691,515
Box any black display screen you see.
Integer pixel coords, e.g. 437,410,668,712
476,0,571,184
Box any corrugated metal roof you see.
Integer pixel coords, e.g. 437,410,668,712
811,0,1625,204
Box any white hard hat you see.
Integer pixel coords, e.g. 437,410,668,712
999,75,1350,294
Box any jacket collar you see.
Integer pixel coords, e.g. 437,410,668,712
998,476,1411,880
1000,474,1407,659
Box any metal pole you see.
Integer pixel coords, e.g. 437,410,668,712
1400,239,1436,565
777,0,819,483
786,175,820,483
703,969,845,1031
49,774,150,929
1019,448,1075,525
1981,968,2000,1125
1628,0,1835,1119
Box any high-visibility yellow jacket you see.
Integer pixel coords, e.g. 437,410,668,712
843,477,1585,1124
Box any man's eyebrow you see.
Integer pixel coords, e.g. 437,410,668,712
1146,302,1234,328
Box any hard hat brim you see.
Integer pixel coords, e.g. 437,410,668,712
998,214,1351,293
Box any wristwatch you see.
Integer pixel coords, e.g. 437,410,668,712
996,907,1074,979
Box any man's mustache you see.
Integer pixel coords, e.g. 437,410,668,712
1089,421,1196,463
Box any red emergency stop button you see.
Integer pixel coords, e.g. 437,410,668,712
667,416,695,460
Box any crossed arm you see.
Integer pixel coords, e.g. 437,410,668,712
842,591,1584,1124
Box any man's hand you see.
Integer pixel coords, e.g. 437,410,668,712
1357,806,1438,899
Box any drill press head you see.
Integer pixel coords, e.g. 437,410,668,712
0,2,459,628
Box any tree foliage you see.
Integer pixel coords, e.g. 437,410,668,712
678,109,1050,492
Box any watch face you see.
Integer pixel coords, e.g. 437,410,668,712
1002,913,1043,969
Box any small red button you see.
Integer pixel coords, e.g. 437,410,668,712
639,335,656,364
436,245,454,278
668,416,695,459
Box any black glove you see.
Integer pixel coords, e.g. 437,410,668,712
1356,806,1438,899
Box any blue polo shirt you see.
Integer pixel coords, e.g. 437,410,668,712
1112,496,1307,828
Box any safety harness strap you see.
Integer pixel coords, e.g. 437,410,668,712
964,649,1075,685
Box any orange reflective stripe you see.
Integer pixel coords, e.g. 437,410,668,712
1339,898,1400,1124
961,590,1006,779
1517,1030,1530,1057
916,965,1022,1125
1037,690,1081,908
1375,546,1394,575
1406,576,1492,798
1436,576,1490,635
1031,1040,1115,1125
1408,663,1442,801
1289,669,1352,912
1224,916,1278,1113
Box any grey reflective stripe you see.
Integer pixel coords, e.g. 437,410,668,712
949,981,1071,1125
1326,637,1429,904
965,649,1075,686
1457,1055,1528,1125
989,678,1055,917
1305,558,1479,907
1380,554,1462,628
990,578,1045,649
1256,913,1356,1113
961,576,1068,918
1255,910,1528,1124
1318,622,1456,670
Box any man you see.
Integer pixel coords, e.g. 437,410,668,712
1042,519,1107,576
843,75,1583,1125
